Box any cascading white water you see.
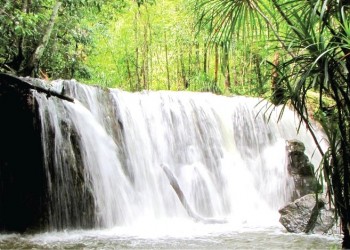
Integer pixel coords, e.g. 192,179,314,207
34,80,326,230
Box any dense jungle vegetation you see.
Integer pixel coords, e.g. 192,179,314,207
0,0,274,95
1,0,350,248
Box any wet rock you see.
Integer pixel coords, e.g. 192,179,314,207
0,74,47,232
279,194,335,234
0,74,95,232
313,207,336,234
286,140,321,200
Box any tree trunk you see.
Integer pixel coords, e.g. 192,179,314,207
225,64,231,89
20,1,62,76
203,43,208,74
214,43,219,84
164,32,170,90
134,10,141,91
142,20,148,90
232,48,238,86
148,28,152,89
254,54,263,94
195,42,200,72
222,43,230,89
6,0,29,73
126,51,132,90
180,48,187,89
342,218,350,248
271,52,284,105
187,43,192,89
176,52,180,89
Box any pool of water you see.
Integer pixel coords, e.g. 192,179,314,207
0,220,341,249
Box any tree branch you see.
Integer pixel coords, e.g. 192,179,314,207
0,73,74,103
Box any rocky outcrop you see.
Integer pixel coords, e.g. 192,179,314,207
279,140,335,234
0,74,95,233
286,140,321,200
0,74,47,232
279,194,335,234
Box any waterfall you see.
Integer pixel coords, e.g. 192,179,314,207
33,80,325,230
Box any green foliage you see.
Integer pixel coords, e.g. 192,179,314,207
66,0,271,94
1,0,272,95
0,0,125,78
270,4,350,246
194,0,270,44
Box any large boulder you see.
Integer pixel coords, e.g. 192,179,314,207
0,74,47,232
0,74,95,232
286,140,321,200
279,194,335,234
280,140,336,234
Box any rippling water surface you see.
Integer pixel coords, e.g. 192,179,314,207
0,221,341,249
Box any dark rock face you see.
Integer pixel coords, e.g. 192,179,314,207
279,140,335,234
42,112,96,230
286,140,320,200
279,194,335,234
0,74,47,232
0,74,96,232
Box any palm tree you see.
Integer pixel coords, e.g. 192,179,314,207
194,0,350,247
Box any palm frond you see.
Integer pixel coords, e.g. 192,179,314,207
194,0,271,44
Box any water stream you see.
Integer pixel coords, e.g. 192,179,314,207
0,80,340,248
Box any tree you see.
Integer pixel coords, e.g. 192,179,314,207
20,1,62,76
0,0,124,78
195,0,350,247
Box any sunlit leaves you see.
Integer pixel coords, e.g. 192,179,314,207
0,0,128,78
338,6,350,50
194,0,270,44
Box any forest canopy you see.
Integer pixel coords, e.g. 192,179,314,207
0,0,274,95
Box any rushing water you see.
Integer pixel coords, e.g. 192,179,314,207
1,79,340,248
